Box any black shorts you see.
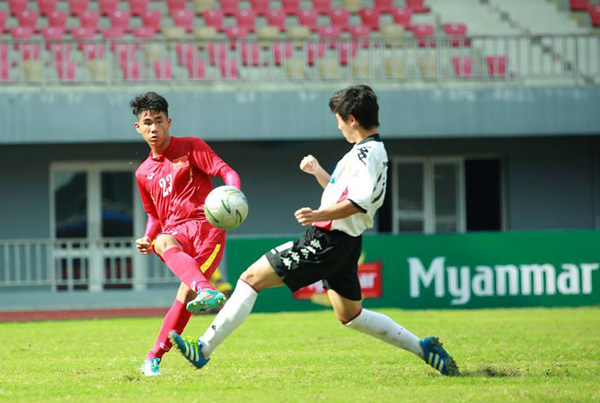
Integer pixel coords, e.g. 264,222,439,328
265,226,363,301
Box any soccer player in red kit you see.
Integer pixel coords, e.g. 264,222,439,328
131,92,241,376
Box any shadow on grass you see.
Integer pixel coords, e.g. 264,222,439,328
458,365,521,378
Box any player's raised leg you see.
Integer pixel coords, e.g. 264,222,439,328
329,289,459,376
141,283,194,376
170,256,284,368
154,234,226,313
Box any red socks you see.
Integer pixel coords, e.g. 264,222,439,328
146,299,192,360
162,247,214,292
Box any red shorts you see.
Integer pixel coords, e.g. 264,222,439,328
155,219,226,279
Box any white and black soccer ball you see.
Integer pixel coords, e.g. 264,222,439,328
204,186,249,230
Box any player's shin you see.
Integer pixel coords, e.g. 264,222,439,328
344,309,423,357
200,279,258,358
162,247,213,292
147,299,192,360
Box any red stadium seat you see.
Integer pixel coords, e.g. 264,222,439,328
225,26,249,46
188,58,206,79
221,0,240,16
373,0,394,14
103,26,125,40
121,60,140,80
329,9,350,31
569,0,589,11
272,42,293,66
114,43,136,64
72,27,96,50
129,0,150,16
82,43,106,60
176,43,195,66
443,23,470,47
133,26,156,39
98,0,118,16
241,42,261,66
406,0,430,13
0,60,8,81
589,6,600,26
412,23,435,47
391,7,412,28
358,8,380,31
207,42,228,66
250,0,270,16
282,0,301,16
48,10,68,30
9,0,28,17
0,11,6,34
338,41,359,66
56,60,76,80
319,26,342,42
110,10,131,31
20,43,40,60
172,9,194,32
68,0,89,16
153,59,172,80
203,9,224,31
312,0,332,15
348,25,371,48
298,9,318,31
306,42,325,65
265,9,286,31
486,56,506,77
235,9,256,32
79,10,100,31
167,0,187,15
11,26,34,43
451,56,472,77
141,10,161,31
0,44,8,62
50,43,72,62
41,26,65,45
37,0,58,17
219,58,239,79
17,10,38,31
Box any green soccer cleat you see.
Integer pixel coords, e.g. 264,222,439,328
186,289,226,314
169,331,210,369
141,357,161,376
419,336,460,376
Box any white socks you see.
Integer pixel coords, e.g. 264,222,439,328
200,280,258,358
345,309,423,358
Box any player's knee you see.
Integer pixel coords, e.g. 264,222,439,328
239,269,257,287
154,234,178,256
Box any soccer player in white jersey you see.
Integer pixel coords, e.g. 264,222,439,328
170,85,459,376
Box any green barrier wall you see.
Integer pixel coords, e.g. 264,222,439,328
225,231,600,312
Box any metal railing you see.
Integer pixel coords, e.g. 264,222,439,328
0,33,598,86
0,238,177,291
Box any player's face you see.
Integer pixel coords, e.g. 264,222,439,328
135,110,172,151
335,113,357,143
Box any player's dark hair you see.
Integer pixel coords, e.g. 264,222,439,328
130,92,169,118
329,84,379,130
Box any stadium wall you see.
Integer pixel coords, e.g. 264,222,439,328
0,86,599,144
0,136,598,239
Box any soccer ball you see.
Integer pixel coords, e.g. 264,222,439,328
204,186,249,230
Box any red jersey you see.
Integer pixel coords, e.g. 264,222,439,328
135,136,229,231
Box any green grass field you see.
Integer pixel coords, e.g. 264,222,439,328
2,307,599,402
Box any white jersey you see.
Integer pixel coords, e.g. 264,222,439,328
314,134,388,237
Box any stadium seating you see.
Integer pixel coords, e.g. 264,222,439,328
451,56,472,78
0,0,594,83
486,56,506,77
569,0,589,11
589,6,600,26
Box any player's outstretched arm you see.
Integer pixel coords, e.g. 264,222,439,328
295,200,361,225
300,155,330,189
